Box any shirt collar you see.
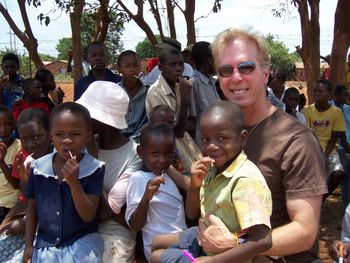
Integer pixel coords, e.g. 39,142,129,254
221,151,248,178
159,74,176,96
194,70,210,85
33,152,104,179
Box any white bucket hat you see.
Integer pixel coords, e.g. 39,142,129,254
76,81,129,129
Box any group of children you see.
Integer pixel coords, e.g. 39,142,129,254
0,39,350,263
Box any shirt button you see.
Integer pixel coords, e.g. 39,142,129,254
56,211,60,216
56,237,60,242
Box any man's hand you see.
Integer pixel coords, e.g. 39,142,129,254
198,214,236,254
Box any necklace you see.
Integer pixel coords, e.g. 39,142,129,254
247,104,272,136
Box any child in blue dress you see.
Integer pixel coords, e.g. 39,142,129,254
23,102,105,262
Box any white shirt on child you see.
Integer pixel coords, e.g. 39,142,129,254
125,170,187,262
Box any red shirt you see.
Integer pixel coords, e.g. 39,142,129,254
12,99,50,121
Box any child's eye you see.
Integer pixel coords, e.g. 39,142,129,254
166,152,173,158
218,137,226,141
151,152,159,157
201,138,208,143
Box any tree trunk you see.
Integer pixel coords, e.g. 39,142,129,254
166,0,176,39
329,0,350,87
0,1,44,70
70,0,85,82
294,0,320,105
184,0,196,45
117,0,158,45
94,0,109,43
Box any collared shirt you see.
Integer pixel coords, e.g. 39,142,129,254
119,79,149,142
145,75,202,173
74,69,122,101
25,152,105,248
190,70,221,144
2,74,24,110
200,151,272,241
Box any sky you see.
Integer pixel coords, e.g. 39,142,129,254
0,0,338,58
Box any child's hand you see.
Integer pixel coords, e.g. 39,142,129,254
191,157,214,188
56,87,65,104
178,77,192,99
16,153,32,183
4,218,25,236
0,74,9,90
62,157,79,186
330,241,350,262
23,245,33,263
0,142,8,162
143,176,165,202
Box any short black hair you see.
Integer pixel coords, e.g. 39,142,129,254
117,50,139,66
201,101,243,135
0,105,14,123
50,102,91,129
159,47,182,64
316,79,333,92
191,41,211,67
335,85,348,95
17,108,49,131
35,69,52,83
1,53,20,68
149,105,174,123
284,87,300,98
87,41,107,54
139,122,175,148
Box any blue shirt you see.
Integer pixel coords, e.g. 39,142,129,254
74,69,122,101
2,74,24,110
25,153,105,248
119,79,149,142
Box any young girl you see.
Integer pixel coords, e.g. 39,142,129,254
0,106,22,223
35,69,65,111
23,102,105,262
0,108,52,263
12,78,50,121
125,122,187,262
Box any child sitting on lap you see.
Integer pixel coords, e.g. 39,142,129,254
152,101,272,263
125,122,187,262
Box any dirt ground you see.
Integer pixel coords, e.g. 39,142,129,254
319,188,343,262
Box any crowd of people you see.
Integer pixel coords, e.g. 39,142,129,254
0,26,349,263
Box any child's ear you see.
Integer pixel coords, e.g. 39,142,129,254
136,145,143,159
49,130,53,141
240,130,248,147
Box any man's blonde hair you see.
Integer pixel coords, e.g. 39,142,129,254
211,27,270,69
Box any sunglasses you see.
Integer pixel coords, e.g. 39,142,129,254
217,61,256,77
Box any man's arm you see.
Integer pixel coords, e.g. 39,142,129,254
263,195,322,256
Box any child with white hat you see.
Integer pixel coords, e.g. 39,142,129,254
77,80,142,263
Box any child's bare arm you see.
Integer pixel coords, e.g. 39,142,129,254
128,176,164,232
0,143,18,188
325,131,339,158
196,224,272,263
62,158,100,223
186,157,213,220
23,199,37,263
167,165,190,192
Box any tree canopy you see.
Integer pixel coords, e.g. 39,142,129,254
135,36,161,59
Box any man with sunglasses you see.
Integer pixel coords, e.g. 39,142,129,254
197,28,328,262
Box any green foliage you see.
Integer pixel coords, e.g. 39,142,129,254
265,34,300,77
56,37,73,60
135,36,161,59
